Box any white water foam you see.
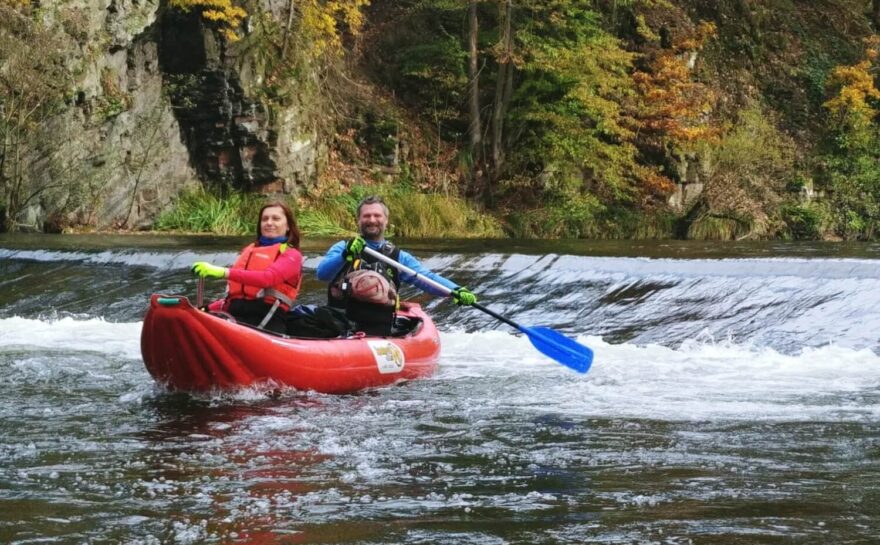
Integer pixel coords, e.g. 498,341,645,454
0,316,142,360
1,248,345,272
3,315,878,422
0,248,236,270
439,330,880,422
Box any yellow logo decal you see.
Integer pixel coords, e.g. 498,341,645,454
368,341,405,374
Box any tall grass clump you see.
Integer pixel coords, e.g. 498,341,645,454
686,214,753,240
302,183,503,238
154,184,502,238
153,188,267,234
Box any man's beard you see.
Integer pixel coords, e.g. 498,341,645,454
360,224,384,239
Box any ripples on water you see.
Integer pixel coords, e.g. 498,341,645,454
1,236,879,544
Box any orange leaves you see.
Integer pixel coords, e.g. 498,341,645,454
639,168,676,198
629,22,718,146
677,21,717,52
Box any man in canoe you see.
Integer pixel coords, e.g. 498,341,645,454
316,195,477,335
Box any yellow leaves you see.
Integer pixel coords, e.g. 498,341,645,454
823,35,880,143
298,0,370,58
824,57,880,125
0,0,29,9
678,22,717,51
635,15,659,43
168,0,247,42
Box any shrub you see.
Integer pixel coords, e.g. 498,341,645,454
779,202,828,240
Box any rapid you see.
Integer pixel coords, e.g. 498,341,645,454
1,234,879,544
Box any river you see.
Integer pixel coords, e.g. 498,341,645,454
1,234,879,544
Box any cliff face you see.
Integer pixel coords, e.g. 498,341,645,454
11,0,319,232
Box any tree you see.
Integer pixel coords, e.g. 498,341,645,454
490,0,514,178
466,0,482,189
626,20,718,201
367,0,717,233
820,36,880,238
508,1,639,197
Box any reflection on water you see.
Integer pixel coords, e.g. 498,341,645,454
1,234,879,543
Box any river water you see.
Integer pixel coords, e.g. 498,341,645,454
1,234,879,544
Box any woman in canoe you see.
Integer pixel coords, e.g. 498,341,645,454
191,201,303,334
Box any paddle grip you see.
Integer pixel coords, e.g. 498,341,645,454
196,277,204,308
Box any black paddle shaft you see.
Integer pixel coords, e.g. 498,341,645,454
471,302,524,332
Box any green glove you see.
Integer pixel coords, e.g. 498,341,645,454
191,261,227,279
452,286,477,306
344,236,366,262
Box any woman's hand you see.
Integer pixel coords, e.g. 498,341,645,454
191,262,227,279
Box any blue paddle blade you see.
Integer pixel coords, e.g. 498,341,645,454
522,326,594,373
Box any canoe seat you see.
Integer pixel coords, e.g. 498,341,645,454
390,315,423,337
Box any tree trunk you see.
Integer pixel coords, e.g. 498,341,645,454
467,0,482,187
491,0,513,181
281,0,296,61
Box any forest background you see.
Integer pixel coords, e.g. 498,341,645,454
3,0,880,240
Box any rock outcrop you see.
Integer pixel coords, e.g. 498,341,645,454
11,0,319,231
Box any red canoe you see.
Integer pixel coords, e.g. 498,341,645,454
141,294,441,394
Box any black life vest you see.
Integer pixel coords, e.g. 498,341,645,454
328,241,401,335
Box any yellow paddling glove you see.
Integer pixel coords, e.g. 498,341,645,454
191,261,227,279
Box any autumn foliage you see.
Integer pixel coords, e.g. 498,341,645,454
298,0,370,57
823,36,880,131
630,21,718,147
168,0,247,41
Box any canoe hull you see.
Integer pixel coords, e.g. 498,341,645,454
141,295,441,394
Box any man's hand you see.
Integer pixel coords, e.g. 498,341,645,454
191,261,227,279
344,236,366,262
452,286,477,306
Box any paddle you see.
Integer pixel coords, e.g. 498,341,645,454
361,246,593,373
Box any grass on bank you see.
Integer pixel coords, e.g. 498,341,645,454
158,183,825,241
153,185,504,238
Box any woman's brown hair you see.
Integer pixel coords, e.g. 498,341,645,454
257,201,301,249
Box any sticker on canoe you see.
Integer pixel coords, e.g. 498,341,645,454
367,340,405,374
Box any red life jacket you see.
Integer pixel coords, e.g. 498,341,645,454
227,243,300,310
